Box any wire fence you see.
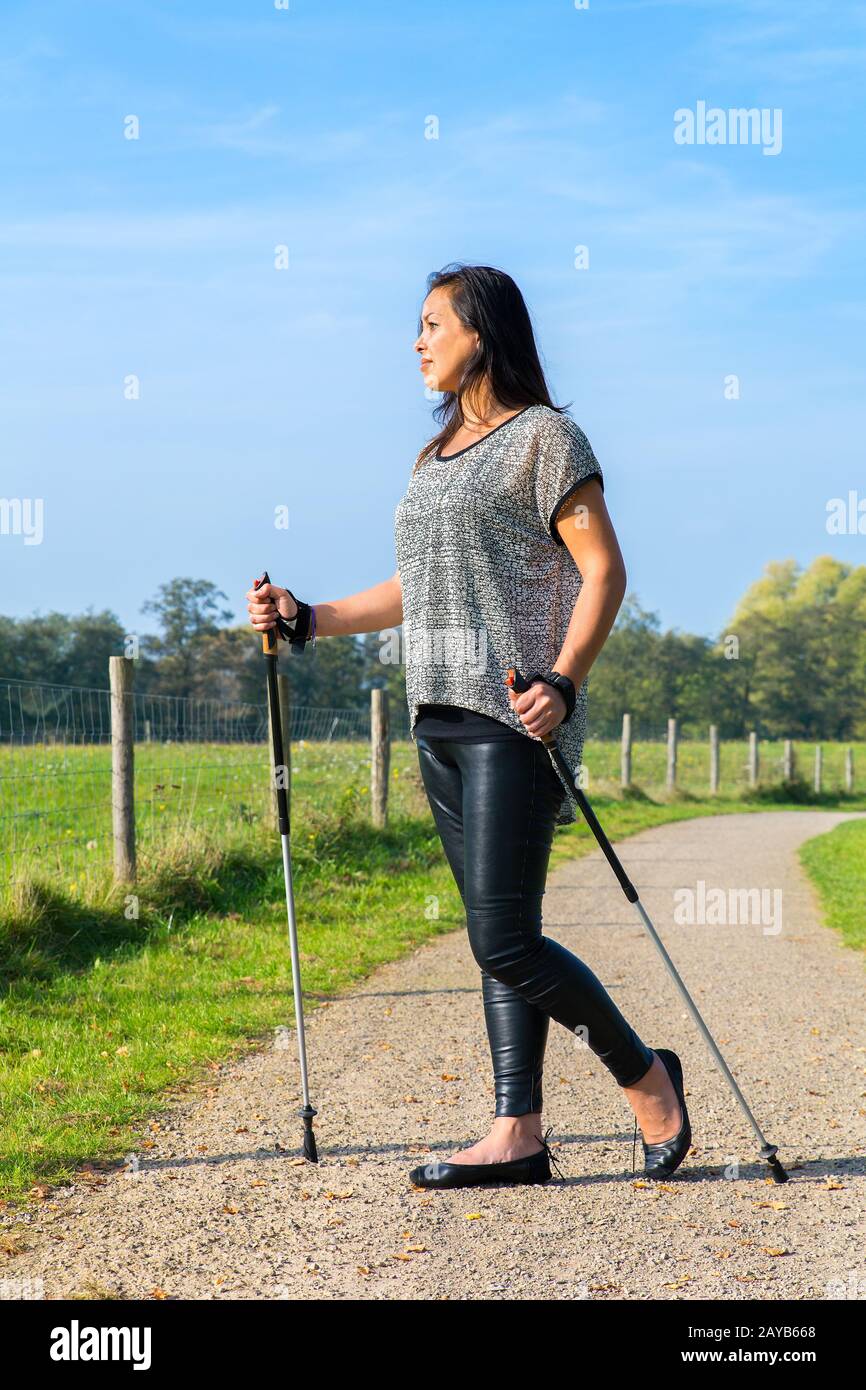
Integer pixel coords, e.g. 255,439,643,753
0,677,412,890
0,674,861,896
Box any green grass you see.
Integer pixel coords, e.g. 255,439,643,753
1,738,865,1208
0,738,424,889
0,776,460,1204
798,818,866,952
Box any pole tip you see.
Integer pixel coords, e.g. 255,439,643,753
767,1155,789,1183
300,1104,318,1163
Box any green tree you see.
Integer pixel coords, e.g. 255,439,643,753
140,579,232,698
726,556,866,738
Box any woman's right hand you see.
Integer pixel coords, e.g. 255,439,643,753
245,579,298,633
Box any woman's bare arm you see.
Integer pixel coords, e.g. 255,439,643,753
246,571,403,638
313,570,403,636
507,478,627,736
551,477,627,688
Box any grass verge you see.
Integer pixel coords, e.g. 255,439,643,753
798,816,866,953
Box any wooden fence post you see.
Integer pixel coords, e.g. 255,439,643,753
748,731,759,788
371,687,390,827
783,739,795,781
109,655,136,884
666,718,677,791
814,744,822,794
709,724,719,794
845,747,854,793
621,713,631,790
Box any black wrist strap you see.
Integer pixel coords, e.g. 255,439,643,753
275,590,314,653
526,669,576,722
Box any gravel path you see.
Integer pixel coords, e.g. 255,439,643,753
5,810,866,1302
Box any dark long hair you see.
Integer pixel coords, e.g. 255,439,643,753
414,262,570,471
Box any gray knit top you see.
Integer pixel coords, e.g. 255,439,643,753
393,403,605,826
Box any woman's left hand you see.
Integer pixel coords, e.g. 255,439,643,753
507,679,567,738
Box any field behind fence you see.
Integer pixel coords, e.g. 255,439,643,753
1,669,863,897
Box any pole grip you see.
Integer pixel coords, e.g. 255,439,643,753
254,570,279,653
255,570,289,833
505,667,556,745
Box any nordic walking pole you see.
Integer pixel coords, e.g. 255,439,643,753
505,666,789,1184
254,571,318,1162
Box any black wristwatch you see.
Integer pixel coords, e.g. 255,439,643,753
526,669,576,722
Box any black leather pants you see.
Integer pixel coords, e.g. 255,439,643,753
416,731,655,1117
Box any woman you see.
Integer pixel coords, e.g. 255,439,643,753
246,263,691,1190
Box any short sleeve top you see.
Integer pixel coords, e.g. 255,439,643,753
393,403,604,826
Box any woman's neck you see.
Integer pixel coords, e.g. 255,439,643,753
459,394,513,431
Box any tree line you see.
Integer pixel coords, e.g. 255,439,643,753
2,556,864,740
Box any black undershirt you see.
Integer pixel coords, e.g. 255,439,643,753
414,702,524,741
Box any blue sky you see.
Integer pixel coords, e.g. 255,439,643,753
1,0,864,644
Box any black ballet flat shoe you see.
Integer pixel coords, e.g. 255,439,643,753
408,1126,566,1190
631,1048,692,1180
